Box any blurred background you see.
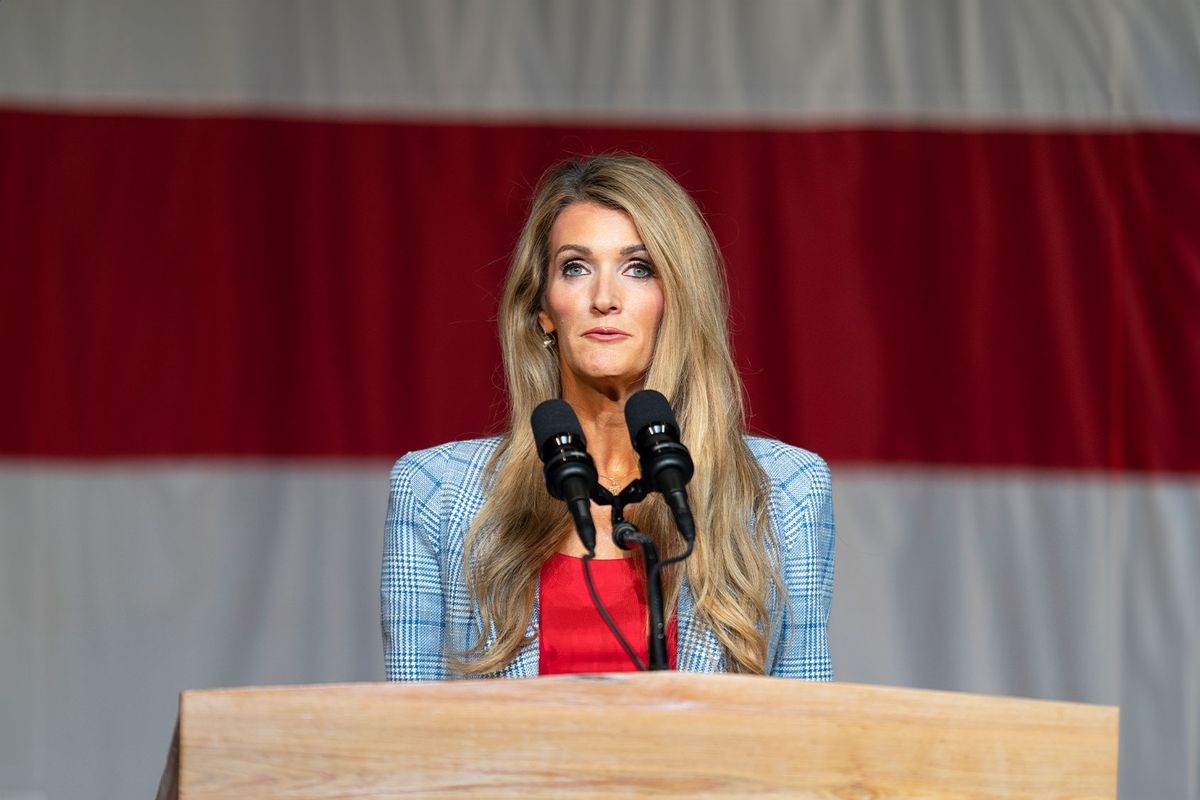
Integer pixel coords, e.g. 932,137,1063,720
1,1,1198,797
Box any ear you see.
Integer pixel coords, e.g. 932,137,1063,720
537,309,554,335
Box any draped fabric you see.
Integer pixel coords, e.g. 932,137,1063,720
1,2,1198,797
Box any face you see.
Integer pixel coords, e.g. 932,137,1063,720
538,202,665,397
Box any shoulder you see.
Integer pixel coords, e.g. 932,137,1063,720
745,436,834,550
390,437,503,488
388,437,503,522
381,438,499,544
744,435,831,496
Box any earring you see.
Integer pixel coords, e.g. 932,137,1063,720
541,330,557,350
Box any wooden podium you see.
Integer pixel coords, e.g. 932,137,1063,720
158,672,1118,798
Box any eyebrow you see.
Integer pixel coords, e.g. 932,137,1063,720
554,243,649,259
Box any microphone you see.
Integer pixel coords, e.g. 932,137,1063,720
531,399,599,554
624,390,696,543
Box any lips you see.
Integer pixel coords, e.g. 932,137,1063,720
582,327,631,341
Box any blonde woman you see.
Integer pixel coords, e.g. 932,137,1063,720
382,154,834,680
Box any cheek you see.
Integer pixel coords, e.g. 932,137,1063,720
643,287,665,334
540,283,572,329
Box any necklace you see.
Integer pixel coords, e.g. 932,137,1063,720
597,465,636,494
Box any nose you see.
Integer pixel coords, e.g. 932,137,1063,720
590,267,621,314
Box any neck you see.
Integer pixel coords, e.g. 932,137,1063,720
560,379,641,480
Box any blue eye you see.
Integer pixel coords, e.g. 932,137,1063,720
561,261,588,277
626,261,654,279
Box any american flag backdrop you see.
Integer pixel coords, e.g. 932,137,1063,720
1,2,1198,797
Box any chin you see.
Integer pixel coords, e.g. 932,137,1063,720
569,360,641,384
590,358,640,377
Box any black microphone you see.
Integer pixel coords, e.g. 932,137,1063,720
624,390,696,543
531,399,599,554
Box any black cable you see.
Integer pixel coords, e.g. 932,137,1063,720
581,553,647,672
646,539,694,592
644,540,695,665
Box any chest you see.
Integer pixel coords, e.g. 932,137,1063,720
553,498,627,559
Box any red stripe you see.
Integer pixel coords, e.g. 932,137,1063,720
2,108,1197,470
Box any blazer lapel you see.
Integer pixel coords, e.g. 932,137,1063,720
496,587,540,678
675,576,725,672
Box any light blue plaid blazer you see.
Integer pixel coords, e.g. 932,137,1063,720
381,436,835,681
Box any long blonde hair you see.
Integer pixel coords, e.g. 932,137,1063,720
461,154,780,674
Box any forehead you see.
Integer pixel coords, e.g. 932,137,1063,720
549,202,643,254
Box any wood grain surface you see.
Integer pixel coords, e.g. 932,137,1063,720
172,673,1118,798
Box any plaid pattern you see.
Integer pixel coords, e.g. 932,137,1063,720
381,436,835,681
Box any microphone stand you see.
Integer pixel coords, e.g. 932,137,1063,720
593,480,682,671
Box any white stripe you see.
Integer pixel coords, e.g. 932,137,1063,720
0,460,390,798
2,0,1198,124
1,461,1196,796
831,465,1200,799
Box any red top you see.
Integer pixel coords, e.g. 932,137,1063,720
538,552,678,673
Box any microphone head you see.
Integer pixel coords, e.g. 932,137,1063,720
624,389,679,439
531,399,585,450
531,398,592,469
530,399,596,503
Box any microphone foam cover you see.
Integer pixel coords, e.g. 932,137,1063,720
531,399,585,447
624,389,678,435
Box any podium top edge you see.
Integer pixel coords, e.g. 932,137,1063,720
178,673,1118,716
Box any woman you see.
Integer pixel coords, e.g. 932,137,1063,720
382,154,834,680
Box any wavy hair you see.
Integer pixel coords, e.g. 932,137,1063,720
460,153,781,674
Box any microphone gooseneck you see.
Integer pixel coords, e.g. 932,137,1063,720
624,390,696,543
531,399,599,554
